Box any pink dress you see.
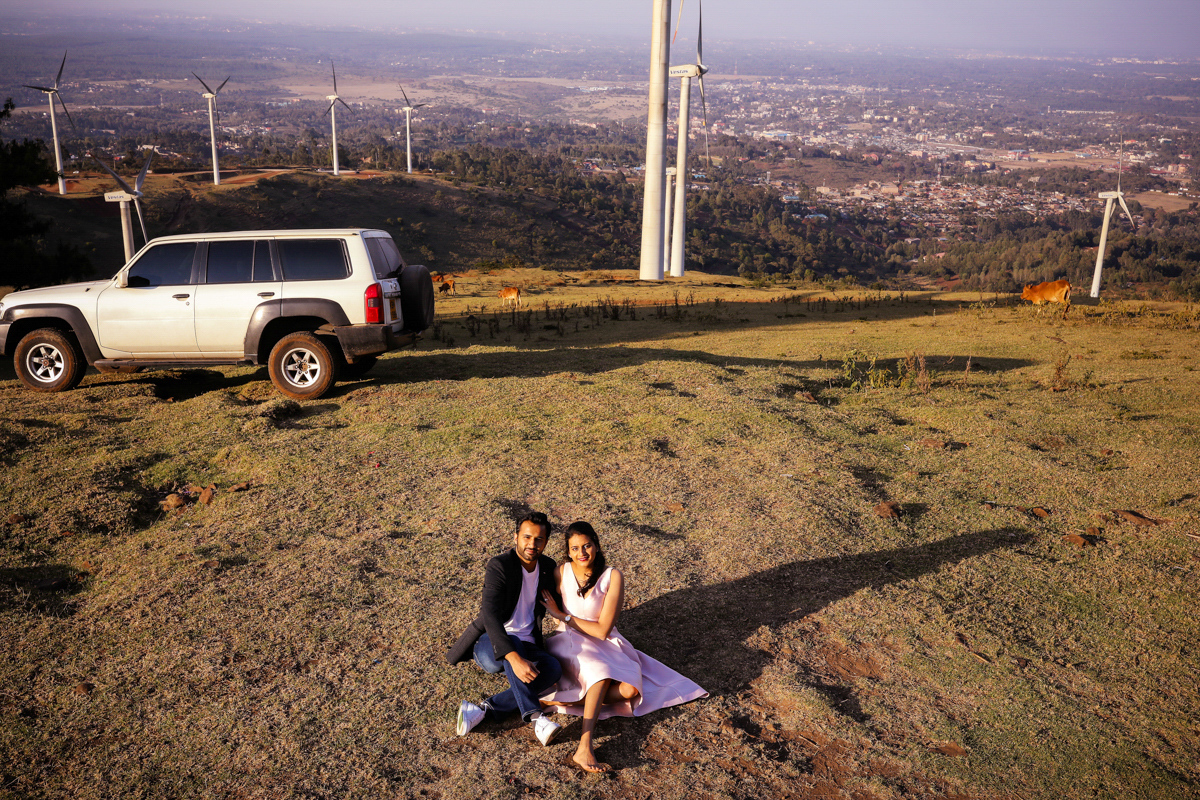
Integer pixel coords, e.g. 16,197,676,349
542,566,707,720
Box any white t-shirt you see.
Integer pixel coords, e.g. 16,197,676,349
503,565,539,643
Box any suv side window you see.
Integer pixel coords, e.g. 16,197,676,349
277,239,350,281
365,236,405,280
206,240,273,283
126,242,197,287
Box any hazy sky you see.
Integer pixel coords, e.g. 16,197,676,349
10,0,1200,58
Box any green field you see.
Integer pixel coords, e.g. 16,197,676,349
2,282,1198,799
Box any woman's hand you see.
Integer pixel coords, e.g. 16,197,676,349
540,589,565,620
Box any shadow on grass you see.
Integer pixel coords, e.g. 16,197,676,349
375,347,1036,386
600,528,1032,767
0,564,89,617
131,368,269,402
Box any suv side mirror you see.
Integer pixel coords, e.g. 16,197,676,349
115,270,128,288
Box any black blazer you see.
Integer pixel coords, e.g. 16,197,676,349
445,548,561,665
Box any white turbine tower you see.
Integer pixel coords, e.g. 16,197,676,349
638,0,672,280
398,84,427,174
22,51,75,195
191,72,230,186
1089,148,1137,299
325,61,352,176
663,167,676,267
93,151,154,262
667,0,710,278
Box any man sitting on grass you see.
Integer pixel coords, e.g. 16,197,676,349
445,511,564,746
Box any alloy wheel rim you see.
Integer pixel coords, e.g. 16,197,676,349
27,344,65,383
282,347,321,388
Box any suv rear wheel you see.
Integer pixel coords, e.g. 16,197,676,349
268,332,338,400
14,328,87,392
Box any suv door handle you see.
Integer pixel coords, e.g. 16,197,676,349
173,294,190,300
257,292,275,298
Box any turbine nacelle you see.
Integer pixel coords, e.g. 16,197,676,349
669,64,707,78
1098,191,1123,199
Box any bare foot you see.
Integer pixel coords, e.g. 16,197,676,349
572,749,610,774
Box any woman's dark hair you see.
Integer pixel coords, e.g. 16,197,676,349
564,521,607,597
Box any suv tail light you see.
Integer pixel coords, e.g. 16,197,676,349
364,282,383,324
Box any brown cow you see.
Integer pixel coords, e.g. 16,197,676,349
498,286,521,307
431,274,444,283
1021,279,1072,316
437,281,452,295
443,278,455,293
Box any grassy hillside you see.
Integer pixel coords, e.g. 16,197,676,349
14,168,625,284
2,282,1199,799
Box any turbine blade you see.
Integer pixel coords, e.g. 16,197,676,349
133,198,148,245
93,157,136,195
55,51,67,89
672,0,685,43
192,72,215,94
136,149,154,192
696,0,703,65
331,60,338,93
326,99,336,116
23,85,54,92
399,84,411,106
1118,195,1135,228
215,76,230,94
414,103,427,109
339,97,351,111
54,92,76,131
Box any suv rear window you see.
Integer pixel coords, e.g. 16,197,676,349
206,240,273,283
277,239,350,281
365,236,405,280
126,242,197,287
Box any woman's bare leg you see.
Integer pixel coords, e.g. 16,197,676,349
602,682,639,705
574,679,611,773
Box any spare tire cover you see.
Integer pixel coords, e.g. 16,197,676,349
399,264,435,332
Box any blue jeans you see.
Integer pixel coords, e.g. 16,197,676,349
473,633,562,723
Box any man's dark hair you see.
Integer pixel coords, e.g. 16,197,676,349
517,511,551,538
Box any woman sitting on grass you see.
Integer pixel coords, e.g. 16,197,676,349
539,521,707,773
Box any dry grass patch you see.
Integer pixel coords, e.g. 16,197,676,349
1,285,1198,799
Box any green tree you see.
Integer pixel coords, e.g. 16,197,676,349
1,98,92,288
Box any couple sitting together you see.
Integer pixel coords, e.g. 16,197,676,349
445,512,707,773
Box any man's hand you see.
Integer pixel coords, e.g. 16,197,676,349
504,652,540,683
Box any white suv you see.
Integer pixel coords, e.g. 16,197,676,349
0,229,435,400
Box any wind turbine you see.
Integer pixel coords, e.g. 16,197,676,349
325,60,352,176
22,51,75,195
93,151,154,262
191,72,230,186
397,84,426,174
638,0,672,280
666,0,710,278
1088,147,1137,299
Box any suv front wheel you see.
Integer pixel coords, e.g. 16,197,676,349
268,332,338,400
14,328,87,392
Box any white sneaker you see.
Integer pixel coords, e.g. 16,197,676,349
533,715,562,746
457,700,487,736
